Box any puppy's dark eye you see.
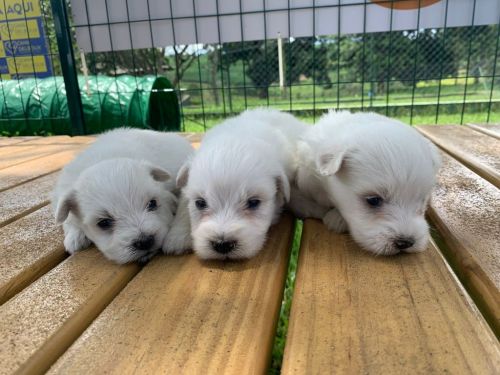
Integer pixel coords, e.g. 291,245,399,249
246,198,261,210
195,198,208,210
366,196,383,208
97,218,114,230
147,199,158,211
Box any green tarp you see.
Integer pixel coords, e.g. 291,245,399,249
0,75,180,135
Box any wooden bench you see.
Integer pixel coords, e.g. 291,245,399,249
0,126,498,374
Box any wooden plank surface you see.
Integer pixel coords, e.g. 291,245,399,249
466,123,500,140
0,136,93,170
282,220,500,374
0,146,87,192
0,171,58,228
0,136,39,147
0,249,140,375
430,151,500,334
417,125,500,188
48,215,295,375
0,205,67,304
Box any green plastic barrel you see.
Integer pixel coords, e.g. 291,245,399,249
0,75,180,135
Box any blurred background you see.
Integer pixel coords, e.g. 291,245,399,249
0,0,498,135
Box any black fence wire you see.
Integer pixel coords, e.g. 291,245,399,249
0,0,498,135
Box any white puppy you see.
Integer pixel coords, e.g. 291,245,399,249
290,111,441,256
174,109,306,260
52,128,194,264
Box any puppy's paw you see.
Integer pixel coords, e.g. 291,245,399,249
162,233,192,255
63,228,91,254
323,209,348,233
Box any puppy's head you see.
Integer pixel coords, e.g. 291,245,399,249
178,141,289,260
313,112,441,255
55,158,177,264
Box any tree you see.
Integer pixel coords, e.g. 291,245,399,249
339,29,459,94
85,48,166,76
221,37,332,98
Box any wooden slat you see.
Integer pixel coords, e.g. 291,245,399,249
0,146,87,192
48,215,295,375
13,135,95,145
282,220,500,374
0,136,92,170
0,205,67,304
466,123,500,140
0,136,39,147
0,171,58,228
430,151,500,334
417,125,500,188
0,249,140,374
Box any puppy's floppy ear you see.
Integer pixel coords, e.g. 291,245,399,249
150,167,170,182
317,149,347,176
176,161,190,189
55,190,79,224
275,173,291,203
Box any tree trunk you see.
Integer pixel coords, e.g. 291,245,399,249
209,52,220,106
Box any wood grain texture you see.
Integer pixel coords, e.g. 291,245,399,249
0,171,58,227
0,136,39,147
0,205,67,304
0,146,87,192
0,249,140,375
282,219,500,375
430,151,500,335
48,215,295,375
466,123,500,140
417,125,500,188
0,136,93,170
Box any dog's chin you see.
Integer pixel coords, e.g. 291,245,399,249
350,231,429,256
193,237,266,261
97,234,165,265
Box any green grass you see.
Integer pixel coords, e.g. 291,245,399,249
181,110,500,133
178,77,500,132
268,220,303,374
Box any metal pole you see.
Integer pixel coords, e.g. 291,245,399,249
51,0,86,135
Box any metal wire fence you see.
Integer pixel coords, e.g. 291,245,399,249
0,0,499,135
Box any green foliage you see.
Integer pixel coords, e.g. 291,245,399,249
338,29,458,93
221,38,332,98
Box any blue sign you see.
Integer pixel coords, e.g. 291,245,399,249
0,1,52,79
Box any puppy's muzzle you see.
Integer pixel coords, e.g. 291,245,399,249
394,237,415,251
210,239,238,254
132,234,156,251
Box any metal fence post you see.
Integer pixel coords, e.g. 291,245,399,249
50,0,86,135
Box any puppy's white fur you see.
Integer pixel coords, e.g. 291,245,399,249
175,109,306,260
52,128,194,264
290,111,441,255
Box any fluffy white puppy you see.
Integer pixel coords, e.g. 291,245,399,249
52,128,194,264
290,111,441,256
174,109,306,260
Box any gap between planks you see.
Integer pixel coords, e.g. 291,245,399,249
417,125,500,189
466,123,500,140
0,249,141,375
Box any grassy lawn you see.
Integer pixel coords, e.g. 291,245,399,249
177,77,500,132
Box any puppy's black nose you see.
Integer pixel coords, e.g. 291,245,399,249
394,237,415,251
133,234,155,251
211,240,237,254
